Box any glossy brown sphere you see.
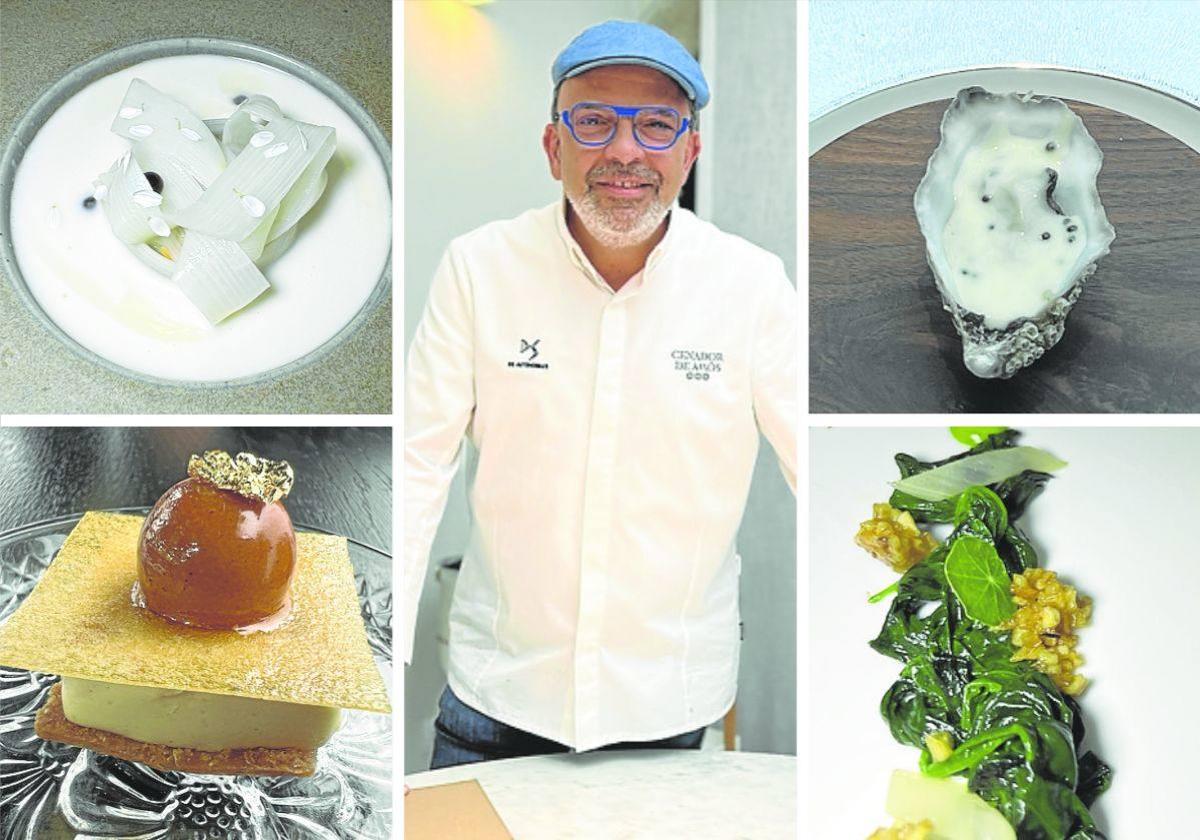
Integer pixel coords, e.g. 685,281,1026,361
137,477,297,629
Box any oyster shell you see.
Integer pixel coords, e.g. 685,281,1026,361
914,87,1115,379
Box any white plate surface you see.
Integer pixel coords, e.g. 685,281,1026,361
809,426,1200,837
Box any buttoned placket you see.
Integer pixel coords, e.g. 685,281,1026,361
573,292,624,749
568,248,657,750
559,214,667,749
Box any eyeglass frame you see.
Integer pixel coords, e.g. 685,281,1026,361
554,102,692,151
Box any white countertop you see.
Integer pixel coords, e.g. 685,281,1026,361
406,750,797,839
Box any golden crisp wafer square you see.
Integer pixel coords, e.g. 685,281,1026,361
0,512,390,713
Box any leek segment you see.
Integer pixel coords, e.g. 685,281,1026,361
221,95,286,156
890,447,1067,502
240,205,281,262
112,79,225,215
93,79,336,325
97,153,169,245
172,231,270,324
259,227,297,266
173,118,335,242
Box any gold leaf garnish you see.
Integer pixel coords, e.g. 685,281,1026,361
187,450,294,504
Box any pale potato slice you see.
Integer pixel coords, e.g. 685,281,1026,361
885,770,1015,840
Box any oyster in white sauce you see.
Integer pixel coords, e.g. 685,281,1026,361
914,87,1116,379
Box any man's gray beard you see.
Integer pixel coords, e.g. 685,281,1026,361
566,188,671,249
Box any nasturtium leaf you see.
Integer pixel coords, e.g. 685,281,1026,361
891,447,1067,502
944,536,1017,626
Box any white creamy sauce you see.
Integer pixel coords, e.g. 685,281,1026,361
11,54,390,382
941,122,1085,328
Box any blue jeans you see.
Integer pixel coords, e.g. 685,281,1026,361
430,685,706,770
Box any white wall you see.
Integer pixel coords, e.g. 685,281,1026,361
705,0,798,755
404,0,796,771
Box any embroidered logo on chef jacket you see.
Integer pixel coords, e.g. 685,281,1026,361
671,349,724,381
509,338,549,370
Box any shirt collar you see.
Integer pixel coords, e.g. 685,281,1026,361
554,199,683,296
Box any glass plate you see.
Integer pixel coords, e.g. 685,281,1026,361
0,511,392,840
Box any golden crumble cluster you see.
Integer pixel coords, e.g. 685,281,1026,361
855,503,939,573
1001,568,1092,696
867,820,933,840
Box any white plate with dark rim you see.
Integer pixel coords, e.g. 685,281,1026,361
0,38,391,387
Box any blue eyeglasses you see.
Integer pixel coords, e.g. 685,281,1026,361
558,102,690,151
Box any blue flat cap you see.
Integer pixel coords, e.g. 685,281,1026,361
552,20,710,109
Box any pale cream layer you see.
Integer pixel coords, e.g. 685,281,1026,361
61,676,341,751
941,122,1085,328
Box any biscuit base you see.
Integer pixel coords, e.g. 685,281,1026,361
35,683,318,777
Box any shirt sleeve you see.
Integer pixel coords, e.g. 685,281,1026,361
403,244,476,663
751,259,798,494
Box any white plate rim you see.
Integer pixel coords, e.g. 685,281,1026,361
810,64,1200,155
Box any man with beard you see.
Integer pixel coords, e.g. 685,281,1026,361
405,20,796,769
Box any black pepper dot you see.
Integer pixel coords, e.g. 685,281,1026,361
145,171,164,193
961,269,969,275
1046,141,1058,151
981,195,991,203
1068,236,1076,243
1067,225,1077,232
1041,232,1051,240
988,224,995,230
82,196,96,210
233,94,247,105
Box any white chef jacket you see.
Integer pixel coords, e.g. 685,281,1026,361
405,201,796,751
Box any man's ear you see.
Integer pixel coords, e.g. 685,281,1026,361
681,129,701,183
543,123,563,182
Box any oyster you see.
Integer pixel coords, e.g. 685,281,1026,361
914,87,1115,379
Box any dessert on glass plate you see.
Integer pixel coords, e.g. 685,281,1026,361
0,450,390,783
